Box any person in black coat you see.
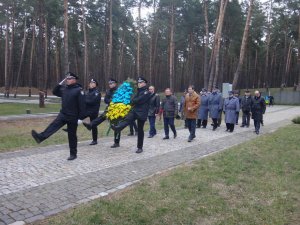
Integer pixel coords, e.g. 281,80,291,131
251,90,266,135
31,72,86,160
240,90,253,128
111,77,152,153
147,86,160,138
83,78,121,148
85,79,101,145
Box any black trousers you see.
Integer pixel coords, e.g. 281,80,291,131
88,113,98,141
114,131,121,144
242,110,251,126
91,111,106,127
197,119,207,128
236,112,239,124
129,120,138,134
40,113,78,156
116,112,146,149
186,119,196,138
218,111,222,126
212,118,218,129
254,120,261,132
226,123,235,132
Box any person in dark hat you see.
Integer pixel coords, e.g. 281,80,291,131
84,78,101,145
83,78,121,148
240,90,253,128
197,88,209,128
234,90,241,125
31,72,86,160
111,76,153,153
223,91,240,132
251,90,266,134
208,85,223,131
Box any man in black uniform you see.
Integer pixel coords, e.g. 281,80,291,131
83,78,121,148
111,77,152,153
85,79,101,145
31,72,85,160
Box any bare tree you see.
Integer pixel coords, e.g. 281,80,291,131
81,0,89,87
203,0,209,89
232,0,254,89
63,0,69,74
28,21,36,97
4,19,9,98
297,13,300,91
169,1,175,90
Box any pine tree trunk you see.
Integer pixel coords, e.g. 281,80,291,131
107,0,113,78
169,2,175,90
63,0,69,74
29,21,36,97
297,13,300,91
203,0,209,89
82,0,89,88
14,18,27,98
55,29,61,83
137,1,142,76
4,20,9,98
232,0,254,89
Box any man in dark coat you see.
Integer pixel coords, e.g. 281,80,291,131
83,78,121,148
234,90,242,125
197,88,209,128
223,91,240,132
31,72,85,160
240,90,253,128
111,77,152,153
147,86,160,138
85,79,101,145
160,88,178,139
251,90,266,135
208,86,223,131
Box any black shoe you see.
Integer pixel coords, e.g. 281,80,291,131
246,125,249,128
196,125,200,128
127,133,134,136
174,133,177,139
202,126,206,129
236,123,238,125
188,137,192,142
111,143,120,148
136,148,143,153
256,130,259,135
83,122,92,131
89,141,98,145
31,130,43,144
67,155,77,160
163,136,169,140
148,135,154,138
229,130,234,133
261,123,264,126
240,125,245,127
62,128,68,132
213,127,217,131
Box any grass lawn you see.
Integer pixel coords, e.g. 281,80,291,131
32,124,300,225
0,103,62,116
0,116,183,152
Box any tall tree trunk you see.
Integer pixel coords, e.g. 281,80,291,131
232,0,254,89
43,18,49,97
208,0,228,91
14,18,27,98
264,0,272,89
118,29,125,81
81,0,88,88
149,0,157,84
282,41,292,87
8,6,15,96
107,0,113,78
137,0,142,76
4,20,9,98
203,0,209,89
297,13,300,91
63,0,69,74
55,29,61,83
169,1,175,90
29,21,36,97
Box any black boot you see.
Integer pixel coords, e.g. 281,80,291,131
67,155,77,160
89,140,98,145
31,130,44,144
136,148,143,153
111,143,120,148
83,122,92,131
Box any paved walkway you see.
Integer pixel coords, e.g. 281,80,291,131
0,106,300,225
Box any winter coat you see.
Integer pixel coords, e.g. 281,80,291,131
251,96,266,121
131,86,152,121
184,92,200,119
85,88,101,116
208,92,223,119
160,95,178,118
223,97,240,124
148,93,160,117
240,96,253,112
198,94,209,120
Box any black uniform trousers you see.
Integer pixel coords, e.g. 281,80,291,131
226,123,235,132
242,110,251,126
40,113,78,156
197,119,207,128
115,111,146,149
87,113,98,141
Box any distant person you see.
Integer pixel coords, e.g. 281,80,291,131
240,90,253,128
251,90,266,135
269,95,274,107
234,90,241,125
184,85,200,142
147,86,160,138
208,86,223,131
179,90,188,128
197,88,209,128
31,72,85,160
223,91,240,132
160,88,178,139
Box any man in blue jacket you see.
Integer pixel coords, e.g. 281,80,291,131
31,72,85,160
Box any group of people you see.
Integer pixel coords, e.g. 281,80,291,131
31,72,266,160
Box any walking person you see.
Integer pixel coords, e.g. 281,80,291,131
208,86,223,131
184,85,200,142
251,90,266,135
160,88,178,139
111,77,152,153
234,90,241,125
240,90,253,128
85,79,101,145
223,91,240,132
83,78,121,148
179,90,188,128
197,88,209,128
31,72,85,160
147,86,160,138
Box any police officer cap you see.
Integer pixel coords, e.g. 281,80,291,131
202,88,207,92
138,77,148,83
228,91,234,95
108,78,118,84
90,78,98,86
66,72,79,80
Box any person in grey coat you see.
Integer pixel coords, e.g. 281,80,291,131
197,88,209,128
208,86,223,131
223,91,240,132
240,90,253,127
